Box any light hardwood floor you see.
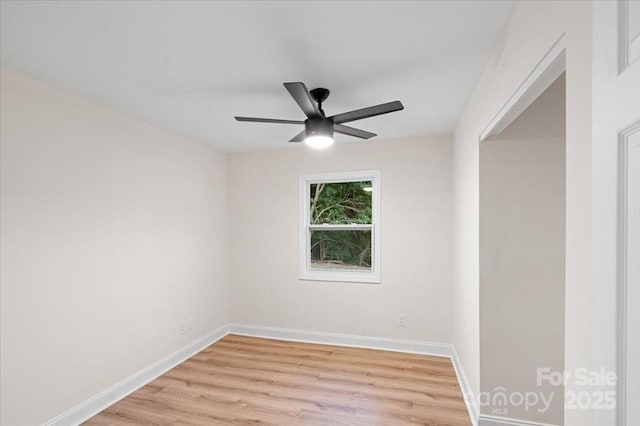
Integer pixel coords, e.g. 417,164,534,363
85,334,471,425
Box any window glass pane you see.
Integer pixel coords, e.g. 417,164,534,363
309,181,372,224
310,229,372,271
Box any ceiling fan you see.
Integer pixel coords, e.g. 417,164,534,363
235,82,404,149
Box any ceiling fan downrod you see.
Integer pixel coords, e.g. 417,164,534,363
309,87,330,117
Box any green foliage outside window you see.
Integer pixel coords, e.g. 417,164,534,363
309,181,372,270
310,181,372,224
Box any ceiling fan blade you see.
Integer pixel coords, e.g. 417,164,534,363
235,116,304,124
289,130,306,143
330,101,404,124
284,82,322,119
334,124,377,140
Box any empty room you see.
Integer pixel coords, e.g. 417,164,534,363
0,1,638,426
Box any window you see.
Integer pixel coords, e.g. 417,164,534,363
299,170,380,283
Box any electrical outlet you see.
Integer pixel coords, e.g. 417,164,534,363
179,317,193,335
398,314,407,327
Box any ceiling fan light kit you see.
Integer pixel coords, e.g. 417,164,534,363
305,135,334,149
235,82,404,148
304,117,334,149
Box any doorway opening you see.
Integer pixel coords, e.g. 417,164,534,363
479,74,566,425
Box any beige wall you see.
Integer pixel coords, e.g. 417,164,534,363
480,76,565,424
228,136,453,343
451,3,593,424
0,68,229,425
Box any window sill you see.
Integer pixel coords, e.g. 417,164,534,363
299,272,381,284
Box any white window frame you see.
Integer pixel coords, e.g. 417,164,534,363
299,170,381,284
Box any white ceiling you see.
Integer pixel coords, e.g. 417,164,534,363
0,1,514,152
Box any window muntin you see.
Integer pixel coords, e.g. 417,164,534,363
299,171,380,283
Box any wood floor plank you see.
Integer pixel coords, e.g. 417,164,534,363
85,335,471,425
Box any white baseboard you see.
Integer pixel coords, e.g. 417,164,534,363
451,346,479,426
479,414,559,426
228,323,452,357
44,324,230,426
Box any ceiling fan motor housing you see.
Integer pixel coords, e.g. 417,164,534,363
305,118,334,138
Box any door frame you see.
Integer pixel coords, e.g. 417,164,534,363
479,33,566,143
476,32,568,426
617,120,640,426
